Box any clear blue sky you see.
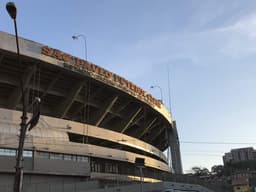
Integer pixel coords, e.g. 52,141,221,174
1,0,256,173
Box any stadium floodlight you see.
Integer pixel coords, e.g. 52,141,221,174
72,34,87,60
150,85,163,103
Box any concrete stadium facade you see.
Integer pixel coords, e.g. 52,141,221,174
0,31,182,189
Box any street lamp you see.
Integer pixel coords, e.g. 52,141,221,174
6,2,40,192
150,85,163,103
72,34,87,60
6,2,27,192
6,2,19,54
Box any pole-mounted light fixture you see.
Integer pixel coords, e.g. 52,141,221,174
72,34,87,60
6,2,17,19
150,85,163,103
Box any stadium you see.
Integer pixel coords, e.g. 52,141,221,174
0,31,183,190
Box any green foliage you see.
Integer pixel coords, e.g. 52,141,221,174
211,165,224,177
191,161,256,178
191,166,210,176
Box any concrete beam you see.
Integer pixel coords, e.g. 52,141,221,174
132,111,144,126
120,107,142,133
71,86,103,119
152,129,166,146
169,121,183,174
0,55,4,66
41,72,62,99
0,73,19,86
135,118,162,144
94,95,119,127
139,117,158,138
98,113,116,128
7,65,36,109
147,122,164,142
56,80,85,118
115,100,130,113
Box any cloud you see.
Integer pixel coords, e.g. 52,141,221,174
105,2,256,83
210,13,256,57
216,13,256,37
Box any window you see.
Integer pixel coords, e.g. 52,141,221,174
64,154,72,161
50,153,63,160
37,151,49,159
77,155,88,162
36,151,89,163
0,148,16,156
105,162,118,173
71,155,77,161
23,150,33,157
91,160,101,172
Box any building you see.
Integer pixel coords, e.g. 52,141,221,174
223,147,256,165
231,171,256,192
0,31,183,190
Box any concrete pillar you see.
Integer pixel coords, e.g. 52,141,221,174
168,121,183,174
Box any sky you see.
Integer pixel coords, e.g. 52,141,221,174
1,0,256,173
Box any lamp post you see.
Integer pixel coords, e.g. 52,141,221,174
150,85,163,103
6,2,27,192
72,34,88,145
72,34,87,60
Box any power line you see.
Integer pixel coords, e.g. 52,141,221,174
182,153,222,157
180,141,256,145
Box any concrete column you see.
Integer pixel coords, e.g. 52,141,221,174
168,121,183,174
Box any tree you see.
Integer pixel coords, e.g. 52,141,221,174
211,165,224,177
191,166,210,176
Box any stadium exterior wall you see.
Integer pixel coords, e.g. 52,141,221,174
0,31,183,186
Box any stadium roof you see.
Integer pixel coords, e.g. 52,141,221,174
0,31,174,151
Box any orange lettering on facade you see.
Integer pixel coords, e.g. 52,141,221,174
52,50,63,60
98,67,105,76
83,61,91,71
113,74,119,83
41,46,161,109
105,71,113,80
62,53,72,63
120,77,127,86
90,64,99,73
41,46,52,56
75,58,85,69
130,83,136,91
